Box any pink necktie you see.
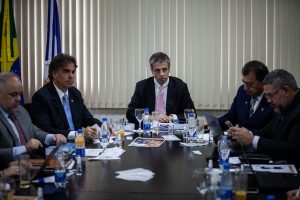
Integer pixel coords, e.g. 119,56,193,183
157,86,164,114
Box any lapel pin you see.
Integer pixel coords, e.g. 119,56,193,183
261,108,264,111
71,99,74,103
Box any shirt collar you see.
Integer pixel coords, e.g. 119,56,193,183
53,83,69,99
154,77,169,88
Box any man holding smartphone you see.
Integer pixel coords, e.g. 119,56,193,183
218,60,273,131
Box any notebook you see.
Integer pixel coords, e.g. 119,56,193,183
30,144,61,180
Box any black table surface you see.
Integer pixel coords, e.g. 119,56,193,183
16,138,288,200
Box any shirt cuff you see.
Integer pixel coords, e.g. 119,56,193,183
13,146,27,159
67,131,77,140
45,134,54,145
252,135,260,150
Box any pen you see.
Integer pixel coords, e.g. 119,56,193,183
260,166,282,169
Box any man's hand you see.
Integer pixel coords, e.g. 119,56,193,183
229,127,254,146
25,139,43,152
287,189,300,200
52,134,67,144
159,114,172,123
83,126,98,140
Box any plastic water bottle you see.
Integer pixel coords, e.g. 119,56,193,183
76,155,82,176
218,135,230,168
187,112,196,142
75,129,85,171
219,162,233,200
101,118,109,141
143,108,151,137
54,153,67,188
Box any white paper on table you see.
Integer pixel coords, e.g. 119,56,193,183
162,135,181,141
192,150,202,155
251,164,297,174
85,148,103,157
229,157,241,165
88,147,125,160
115,168,155,182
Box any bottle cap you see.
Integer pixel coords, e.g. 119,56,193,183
144,108,149,113
102,118,108,122
223,162,230,170
265,195,276,200
77,129,83,134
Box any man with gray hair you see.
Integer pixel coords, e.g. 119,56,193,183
230,69,300,167
0,72,66,170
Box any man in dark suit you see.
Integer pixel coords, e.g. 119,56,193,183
31,53,101,141
230,69,300,167
0,72,66,170
218,60,273,131
126,52,195,127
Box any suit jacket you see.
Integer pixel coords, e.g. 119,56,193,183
31,83,100,137
126,76,195,127
0,106,48,169
218,85,273,131
253,91,300,167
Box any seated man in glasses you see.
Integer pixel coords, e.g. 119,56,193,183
230,69,300,168
126,52,195,128
218,60,273,131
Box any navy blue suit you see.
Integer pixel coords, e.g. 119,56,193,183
31,83,100,137
126,76,195,127
218,85,273,131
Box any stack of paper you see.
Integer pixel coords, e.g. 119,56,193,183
115,168,155,182
89,147,125,160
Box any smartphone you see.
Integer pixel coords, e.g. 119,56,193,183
225,120,234,128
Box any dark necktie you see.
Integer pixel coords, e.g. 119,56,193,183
8,113,27,145
249,97,258,117
62,94,75,130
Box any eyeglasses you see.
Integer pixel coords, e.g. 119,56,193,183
243,81,257,88
264,87,281,99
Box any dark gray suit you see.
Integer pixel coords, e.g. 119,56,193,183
0,106,48,169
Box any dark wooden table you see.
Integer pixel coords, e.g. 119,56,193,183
66,139,215,200
18,138,287,200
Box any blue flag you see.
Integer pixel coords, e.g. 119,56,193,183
44,0,61,82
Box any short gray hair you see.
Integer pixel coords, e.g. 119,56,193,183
0,72,21,91
263,69,298,91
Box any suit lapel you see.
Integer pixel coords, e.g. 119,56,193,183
243,96,251,120
0,110,20,146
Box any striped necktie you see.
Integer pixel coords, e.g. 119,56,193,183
249,97,258,117
8,113,27,145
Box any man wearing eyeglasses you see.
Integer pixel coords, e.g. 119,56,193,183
218,60,273,131
230,69,300,168
126,52,195,128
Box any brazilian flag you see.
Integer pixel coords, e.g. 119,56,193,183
0,0,21,76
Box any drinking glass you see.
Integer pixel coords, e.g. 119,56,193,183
151,111,159,135
135,108,144,136
196,116,205,142
192,168,211,198
19,154,31,188
234,168,248,200
184,108,194,123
